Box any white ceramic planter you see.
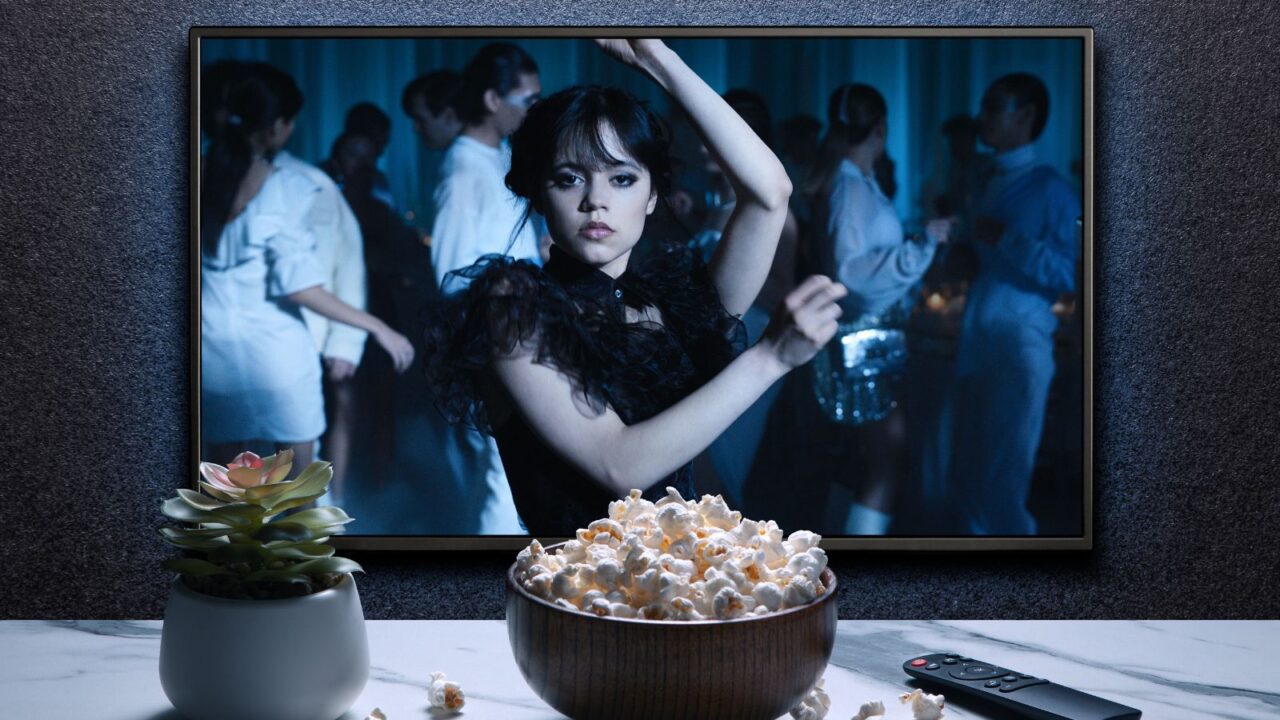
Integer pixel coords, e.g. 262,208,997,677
159,573,369,720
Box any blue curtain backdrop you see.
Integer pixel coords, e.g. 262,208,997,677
202,36,1083,230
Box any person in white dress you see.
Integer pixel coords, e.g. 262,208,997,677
200,62,413,471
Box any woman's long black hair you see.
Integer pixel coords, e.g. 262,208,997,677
199,62,303,256
504,84,676,253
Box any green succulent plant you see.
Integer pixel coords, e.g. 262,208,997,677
160,449,363,598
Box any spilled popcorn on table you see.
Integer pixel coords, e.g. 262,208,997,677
789,677,831,719
428,670,465,713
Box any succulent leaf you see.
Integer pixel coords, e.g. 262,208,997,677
266,491,329,515
178,488,227,511
199,481,241,503
244,461,332,505
266,543,336,560
161,497,220,524
227,466,264,489
283,506,354,530
254,521,315,543
208,503,268,529
291,556,364,575
159,527,233,550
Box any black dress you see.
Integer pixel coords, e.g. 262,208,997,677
424,241,746,536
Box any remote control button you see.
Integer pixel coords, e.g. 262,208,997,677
948,664,1004,680
945,653,960,658
959,657,974,662
1019,674,1034,679
985,680,1001,688
925,663,940,670
1002,675,1018,682
910,659,928,667
942,658,958,665
999,678,1048,693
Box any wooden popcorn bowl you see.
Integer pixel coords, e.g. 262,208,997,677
506,546,838,720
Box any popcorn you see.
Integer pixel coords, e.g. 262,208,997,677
899,689,946,720
786,529,822,553
514,487,829,621
695,493,742,530
751,581,784,612
578,518,624,546
656,503,700,540
711,586,748,620
787,547,828,584
551,566,586,601
788,677,830,720
427,671,465,713
669,596,703,620
852,700,886,720
847,691,944,720
782,575,820,607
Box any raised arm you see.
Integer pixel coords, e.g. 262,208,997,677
596,39,792,317
492,277,845,495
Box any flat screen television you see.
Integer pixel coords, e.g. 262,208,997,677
192,27,1093,550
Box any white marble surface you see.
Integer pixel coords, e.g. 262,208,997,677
2,620,1277,719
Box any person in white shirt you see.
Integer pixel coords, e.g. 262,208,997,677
948,73,1081,535
429,43,542,533
200,62,414,473
275,148,366,505
431,43,543,291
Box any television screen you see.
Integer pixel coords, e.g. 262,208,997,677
193,28,1092,550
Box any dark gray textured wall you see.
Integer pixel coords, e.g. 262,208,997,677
1,1,1277,620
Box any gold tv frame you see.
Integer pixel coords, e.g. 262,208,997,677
190,25,1094,552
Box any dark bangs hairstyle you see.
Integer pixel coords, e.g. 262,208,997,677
200,62,303,256
504,85,675,249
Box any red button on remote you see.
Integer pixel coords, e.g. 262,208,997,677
910,658,928,667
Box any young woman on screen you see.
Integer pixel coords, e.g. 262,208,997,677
802,83,954,535
200,62,413,469
424,39,846,536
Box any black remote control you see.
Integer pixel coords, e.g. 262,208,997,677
902,652,1142,719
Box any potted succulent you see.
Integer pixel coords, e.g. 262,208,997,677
158,449,369,720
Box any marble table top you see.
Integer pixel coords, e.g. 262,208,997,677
2,620,1276,719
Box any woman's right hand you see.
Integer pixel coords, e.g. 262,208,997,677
374,326,415,373
593,38,669,73
756,275,847,370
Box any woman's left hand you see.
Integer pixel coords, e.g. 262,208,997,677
594,38,668,71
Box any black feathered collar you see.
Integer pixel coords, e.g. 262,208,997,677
543,244,654,312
